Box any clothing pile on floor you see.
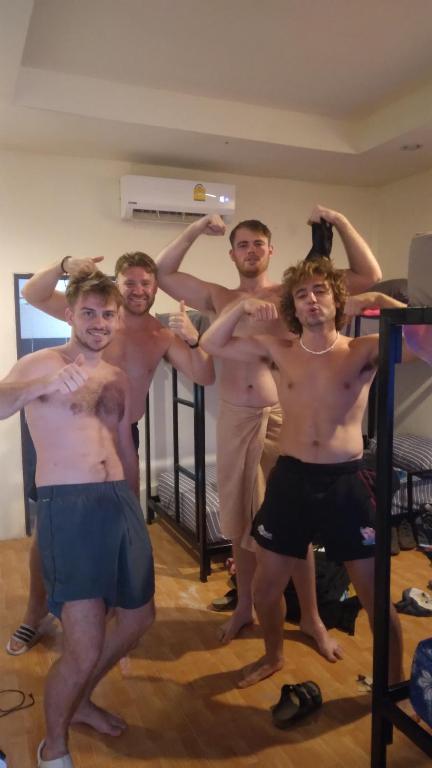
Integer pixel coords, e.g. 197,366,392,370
395,587,432,617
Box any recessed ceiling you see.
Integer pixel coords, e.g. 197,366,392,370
2,0,432,185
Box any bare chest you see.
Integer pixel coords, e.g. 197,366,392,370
274,351,376,404
38,376,126,425
103,332,166,382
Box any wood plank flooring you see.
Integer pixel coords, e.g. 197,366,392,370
0,520,431,767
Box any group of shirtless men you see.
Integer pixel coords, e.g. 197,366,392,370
1,204,426,768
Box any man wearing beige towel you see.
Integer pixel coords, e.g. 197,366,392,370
156,206,382,648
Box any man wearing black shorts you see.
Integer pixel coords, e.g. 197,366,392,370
201,259,411,688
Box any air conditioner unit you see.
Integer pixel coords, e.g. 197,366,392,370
120,175,235,223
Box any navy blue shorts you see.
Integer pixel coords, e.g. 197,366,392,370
36,480,154,618
252,455,376,562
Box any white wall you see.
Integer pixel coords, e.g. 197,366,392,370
374,169,432,436
0,146,388,539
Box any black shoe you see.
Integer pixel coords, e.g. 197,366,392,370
398,519,416,550
211,588,238,612
271,681,322,729
391,526,400,556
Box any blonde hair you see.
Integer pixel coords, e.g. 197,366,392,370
65,270,122,308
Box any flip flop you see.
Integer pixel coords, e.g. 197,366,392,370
271,680,322,729
37,741,74,768
6,615,54,656
211,588,238,612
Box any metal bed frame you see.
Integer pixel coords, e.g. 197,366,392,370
144,367,231,582
372,306,432,766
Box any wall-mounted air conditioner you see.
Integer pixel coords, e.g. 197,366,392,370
120,175,235,223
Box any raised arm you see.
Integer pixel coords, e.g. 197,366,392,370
155,214,226,313
344,291,407,316
164,301,215,385
344,293,420,361
22,255,103,319
309,205,382,294
200,298,276,361
0,353,88,419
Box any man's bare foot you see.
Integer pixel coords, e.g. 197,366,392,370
237,654,284,688
72,700,127,736
300,619,343,662
217,608,254,644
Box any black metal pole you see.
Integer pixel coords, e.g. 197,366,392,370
371,313,401,768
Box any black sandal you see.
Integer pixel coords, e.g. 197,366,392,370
271,680,322,729
211,588,238,612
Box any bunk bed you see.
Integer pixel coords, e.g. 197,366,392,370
371,306,432,767
144,367,231,582
353,306,432,522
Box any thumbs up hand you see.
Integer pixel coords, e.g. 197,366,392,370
168,300,199,346
45,354,90,395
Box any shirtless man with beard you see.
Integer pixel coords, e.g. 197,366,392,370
7,251,214,655
155,205,382,647
1,271,155,766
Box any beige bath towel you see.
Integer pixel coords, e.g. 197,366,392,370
216,401,282,547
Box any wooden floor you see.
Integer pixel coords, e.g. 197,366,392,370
0,521,431,768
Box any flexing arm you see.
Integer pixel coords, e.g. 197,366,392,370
345,292,407,316
155,214,226,312
0,353,88,419
346,294,418,362
164,302,215,384
200,298,275,361
22,255,104,319
309,205,382,294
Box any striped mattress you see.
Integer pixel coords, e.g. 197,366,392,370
157,465,228,544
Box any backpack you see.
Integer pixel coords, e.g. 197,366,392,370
284,548,361,635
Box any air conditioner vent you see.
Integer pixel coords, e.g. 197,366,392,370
120,175,235,223
132,209,206,224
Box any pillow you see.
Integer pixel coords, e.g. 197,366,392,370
369,433,432,472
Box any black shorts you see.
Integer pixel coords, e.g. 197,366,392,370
252,455,376,562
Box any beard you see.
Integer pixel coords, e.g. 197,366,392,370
122,294,155,316
235,259,269,278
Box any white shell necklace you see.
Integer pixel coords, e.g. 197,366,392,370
300,332,339,355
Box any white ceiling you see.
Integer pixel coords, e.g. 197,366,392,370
2,0,432,185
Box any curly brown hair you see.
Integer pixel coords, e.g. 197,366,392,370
280,257,348,335
65,270,122,308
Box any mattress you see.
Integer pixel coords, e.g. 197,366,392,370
391,476,432,517
157,465,228,544
156,464,432,543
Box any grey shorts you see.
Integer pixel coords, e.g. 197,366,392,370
36,480,154,618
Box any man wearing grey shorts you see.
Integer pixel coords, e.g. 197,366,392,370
0,271,155,768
